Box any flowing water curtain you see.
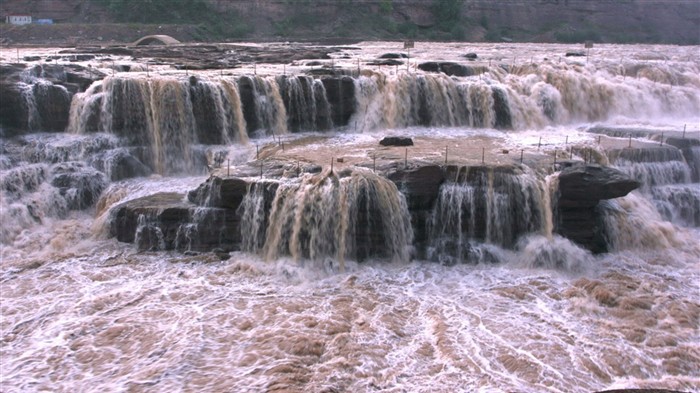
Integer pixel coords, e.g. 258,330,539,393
427,166,548,264
239,170,413,263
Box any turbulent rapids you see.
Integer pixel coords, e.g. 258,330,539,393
1,42,699,392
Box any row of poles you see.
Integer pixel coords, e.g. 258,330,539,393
219,123,694,178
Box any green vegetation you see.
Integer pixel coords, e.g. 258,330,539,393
431,0,466,40
91,0,251,38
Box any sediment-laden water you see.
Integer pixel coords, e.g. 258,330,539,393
1,42,699,392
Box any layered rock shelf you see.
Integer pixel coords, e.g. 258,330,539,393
110,160,640,259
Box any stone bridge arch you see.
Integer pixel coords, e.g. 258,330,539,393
133,35,181,46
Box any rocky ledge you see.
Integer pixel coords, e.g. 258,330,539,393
110,162,639,259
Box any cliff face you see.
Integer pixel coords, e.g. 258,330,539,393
1,0,698,44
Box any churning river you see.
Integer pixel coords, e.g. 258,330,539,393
1,41,699,392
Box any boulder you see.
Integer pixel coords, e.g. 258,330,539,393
367,59,404,66
50,162,108,210
565,51,586,57
379,136,414,147
556,164,640,253
110,192,241,252
418,61,487,77
379,53,409,59
558,164,640,202
463,52,478,60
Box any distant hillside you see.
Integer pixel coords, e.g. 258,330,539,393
1,0,698,45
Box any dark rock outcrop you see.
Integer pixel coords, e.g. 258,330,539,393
51,163,108,210
110,162,646,257
379,53,409,59
419,61,467,76
389,165,445,256
556,163,640,253
380,136,414,147
110,192,241,252
321,76,355,127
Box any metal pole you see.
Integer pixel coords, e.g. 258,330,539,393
260,161,263,178
660,132,664,146
373,154,376,172
520,149,523,164
407,47,410,72
538,137,541,150
256,144,259,159
227,159,230,177
331,157,334,174
445,146,448,164
598,135,601,144
565,135,568,145
628,135,632,148
570,146,573,160
481,147,485,164
404,148,408,169
683,124,686,139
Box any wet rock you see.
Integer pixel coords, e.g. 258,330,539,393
379,136,414,147
492,86,512,129
558,164,640,202
379,53,408,59
31,82,72,131
50,162,108,210
110,192,241,252
565,51,586,57
556,164,640,253
321,76,356,127
595,390,687,393
389,165,445,257
90,149,152,181
418,61,482,77
367,59,403,66
463,52,478,60
0,81,26,133
188,176,251,210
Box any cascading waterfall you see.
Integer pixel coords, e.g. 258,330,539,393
278,75,333,132
69,75,251,174
350,73,499,131
426,166,548,264
239,169,413,264
238,75,288,136
607,146,699,228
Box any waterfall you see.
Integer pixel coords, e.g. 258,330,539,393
426,166,548,264
278,75,333,132
607,146,698,229
0,160,107,244
238,169,413,264
69,76,250,174
238,75,288,136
